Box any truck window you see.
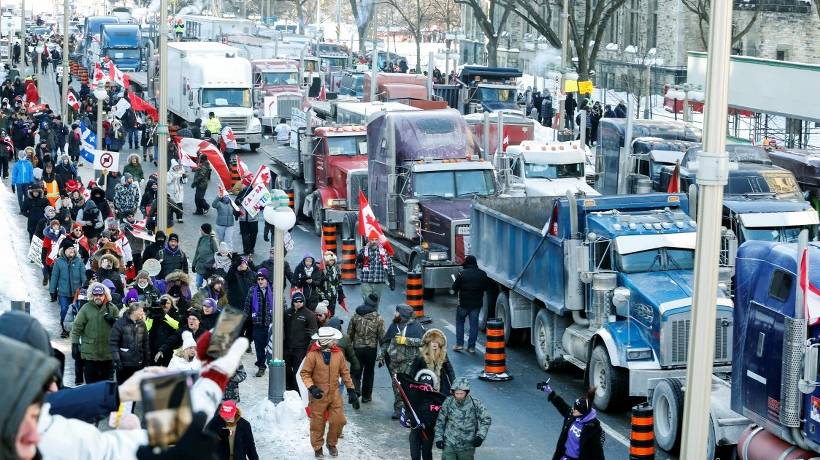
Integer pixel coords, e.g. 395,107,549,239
107,49,140,60
413,170,496,198
479,87,516,104
616,248,695,273
768,269,793,302
593,241,612,270
201,88,251,108
262,72,298,85
524,162,584,179
326,136,365,156
741,226,812,243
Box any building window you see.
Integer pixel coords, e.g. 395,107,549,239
648,0,658,48
776,49,788,61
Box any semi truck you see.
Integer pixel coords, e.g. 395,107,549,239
261,109,369,237
250,59,302,127
732,239,820,459
471,193,734,415
500,141,599,197
81,16,118,68
99,24,143,72
766,148,820,211
166,42,262,150
368,109,497,291
463,110,535,156
458,66,522,114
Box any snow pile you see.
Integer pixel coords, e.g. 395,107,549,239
242,390,381,459
532,123,558,144
0,182,29,308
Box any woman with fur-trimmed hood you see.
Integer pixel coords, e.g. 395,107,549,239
93,252,124,296
191,275,230,312
409,328,455,395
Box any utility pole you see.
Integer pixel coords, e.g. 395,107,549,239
158,0,170,232
19,0,25,73
557,0,569,132
61,0,70,121
335,0,341,43
679,0,733,456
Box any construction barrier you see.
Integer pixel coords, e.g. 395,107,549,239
406,271,431,323
479,318,513,381
322,222,337,255
286,189,295,209
629,403,655,460
79,68,88,85
340,238,359,285
229,159,240,186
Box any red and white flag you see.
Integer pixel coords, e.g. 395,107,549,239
66,91,80,111
127,91,158,121
176,137,201,168
800,247,820,324
221,126,238,150
109,62,130,88
358,190,394,256
92,62,106,89
667,161,681,194
251,164,272,187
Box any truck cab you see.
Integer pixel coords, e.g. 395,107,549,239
458,66,522,114
250,59,301,127
767,148,820,211
502,141,599,197
82,16,118,68
100,23,142,72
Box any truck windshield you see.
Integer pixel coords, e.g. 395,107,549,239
741,225,815,243
107,49,140,60
616,248,695,273
414,170,496,198
326,136,366,156
479,87,516,103
322,57,347,68
201,88,252,108
726,174,801,198
525,162,584,179
261,72,298,85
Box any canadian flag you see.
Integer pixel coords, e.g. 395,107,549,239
66,91,80,111
176,137,201,168
358,190,394,256
221,126,238,150
801,247,820,324
667,161,681,194
92,62,106,89
251,164,272,187
109,62,130,88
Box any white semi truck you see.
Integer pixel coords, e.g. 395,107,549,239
166,42,262,150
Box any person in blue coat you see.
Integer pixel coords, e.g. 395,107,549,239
11,150,33,212
49,239,87,337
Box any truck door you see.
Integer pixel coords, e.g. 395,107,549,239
314,138,327,184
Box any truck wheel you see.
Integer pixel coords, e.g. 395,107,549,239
588,345,627,411
250,143,260,152
494,292,513,345
312,200,324,236
534,309,559,371
479,287,497,331
292,181,305,218
652,378,684,453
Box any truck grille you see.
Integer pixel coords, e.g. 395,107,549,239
220,117,248,132
661,314,732,367
347,171,368,210
277,96,302,119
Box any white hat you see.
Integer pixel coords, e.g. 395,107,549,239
315,301,329,316
311,326,342,341
181,331,197,350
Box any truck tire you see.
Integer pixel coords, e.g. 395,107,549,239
533,308,559,371
588,345,627,411
494,292,513,345
312,199,324,236
479,287,498,331
292,181,305,218
652,378,684,453
250,143,260,152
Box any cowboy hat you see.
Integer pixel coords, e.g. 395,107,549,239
311,326,343,341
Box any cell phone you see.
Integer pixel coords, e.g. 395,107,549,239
206,306,247,360
141,372,195,449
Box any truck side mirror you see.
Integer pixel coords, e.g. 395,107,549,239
799,344,820,394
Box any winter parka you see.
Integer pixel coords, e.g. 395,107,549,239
49,250,87,297
122,154,144,181
548,392,605,460
70,283,120,361
109,314,150,367
348,303,385,350
211,195,236,228
206,408,259,460
451,255,488,309
434,388,492,451
192,233,218,276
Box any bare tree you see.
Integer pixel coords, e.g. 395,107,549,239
349,0,376,55
680,0,761,49
430,0,461,56
505,0,561,48
383,0,431,72
455,0,513,67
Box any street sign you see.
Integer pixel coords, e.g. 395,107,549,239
578,80,593,94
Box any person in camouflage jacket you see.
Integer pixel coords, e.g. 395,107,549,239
434,378,492,460
112,174,140,219
381,304,425,418
223,364,247,403
347,293,385,402
318,251,343,316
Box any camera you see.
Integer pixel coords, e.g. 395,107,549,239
536,378,551,391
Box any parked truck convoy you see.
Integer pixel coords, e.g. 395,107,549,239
250,59,302,128
98,23,143,72
368,109,497,291
166,42,262,150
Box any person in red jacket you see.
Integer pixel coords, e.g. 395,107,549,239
24,79,39,104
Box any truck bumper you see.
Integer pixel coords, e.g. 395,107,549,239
325,208,357,224
236,132,262,145
422,264,461,290
629,364,733,397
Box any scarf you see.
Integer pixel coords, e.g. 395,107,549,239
361,246,388,270
251,284,273,318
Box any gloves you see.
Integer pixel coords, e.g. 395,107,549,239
136,412,219,460
308,385,324,400
71,343,80,360
542,384,553,396
387,273,396,291
473,437,484,447
348,389,359,409
435,441,444,450
395,335,407,345
103,311,116,326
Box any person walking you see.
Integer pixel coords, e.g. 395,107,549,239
434,378,492,460
206,111,222,136
300,327,359,458
284,291,318,391
49,239,87,337
208,400,259,460
157,233,189,279
274,118,290,144
234,178,260,255
192,223,218,289
109,300,150,384
122,154,144,182
450,255,487,353
347,293,385,403
145,294,181,366
244,268,274,377
70,281,120,383
212,187,236,245
11,150,33,212
192,153,212,215
167,330,203,371
167,160,187,223
382,304,425,419
355,235,395,305
542,384,605,460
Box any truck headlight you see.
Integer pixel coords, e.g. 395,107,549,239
626,348,653,360
326,198,346,208
428,251,448,261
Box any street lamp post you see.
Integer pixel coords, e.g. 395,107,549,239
61,0,70,121
679,0,733,456
93,88,107,150
263,191,297,403
158,0,169,232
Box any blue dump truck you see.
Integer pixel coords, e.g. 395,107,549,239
732,240,820,459
99,23,142,72
471,193,734,413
